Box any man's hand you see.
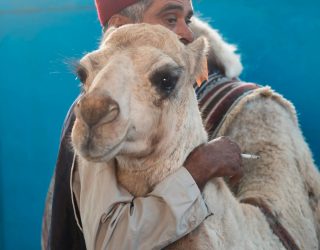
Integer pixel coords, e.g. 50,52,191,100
184,136,243,191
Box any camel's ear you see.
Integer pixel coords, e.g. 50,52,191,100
187,37,209,86
100,15,133,49
99,26,117,49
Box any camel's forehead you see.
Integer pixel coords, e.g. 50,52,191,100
81,46,186,73
81,46,183,69
106,24,180,47
104,24,186,60
80,24,188,74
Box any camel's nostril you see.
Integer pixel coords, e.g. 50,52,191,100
101,103,120,125
77,93,120,128
107,102,118,113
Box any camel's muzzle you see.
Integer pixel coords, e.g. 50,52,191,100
75,92,120,128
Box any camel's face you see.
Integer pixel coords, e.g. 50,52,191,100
71,24,208,163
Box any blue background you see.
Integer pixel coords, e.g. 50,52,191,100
0,0,319,249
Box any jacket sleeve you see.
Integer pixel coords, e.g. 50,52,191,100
74,162,209,250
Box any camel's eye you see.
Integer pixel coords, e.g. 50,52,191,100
75,65,88,93
150,66,182,98
76,66,88,84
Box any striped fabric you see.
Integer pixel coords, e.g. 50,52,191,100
195,74,259,139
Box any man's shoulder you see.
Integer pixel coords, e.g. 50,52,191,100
197,77,260,138
197,76,299,138
232,84,298,123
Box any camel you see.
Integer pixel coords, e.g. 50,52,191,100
71,22,319,249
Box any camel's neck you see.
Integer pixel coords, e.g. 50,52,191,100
116,123,207,196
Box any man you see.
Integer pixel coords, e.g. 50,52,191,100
42,0,320,249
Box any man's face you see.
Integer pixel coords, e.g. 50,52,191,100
142,0,194,44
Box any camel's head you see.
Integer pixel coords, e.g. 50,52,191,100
71,24,208,165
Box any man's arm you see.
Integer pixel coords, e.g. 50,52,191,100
185,136,243,191
76,164,209,250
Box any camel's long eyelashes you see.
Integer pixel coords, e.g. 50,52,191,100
71,61,87,83
74,64,89,93
76,66,88,84
150,65,183,98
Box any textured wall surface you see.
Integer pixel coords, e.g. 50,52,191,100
0,0,319,249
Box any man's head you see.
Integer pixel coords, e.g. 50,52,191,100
95,0,194,43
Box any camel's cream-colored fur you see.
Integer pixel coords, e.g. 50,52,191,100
215,87,320,249
72,20,319,250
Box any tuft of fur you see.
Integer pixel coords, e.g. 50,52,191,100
190,16,243,78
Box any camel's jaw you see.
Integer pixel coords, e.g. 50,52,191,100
71,117,130,163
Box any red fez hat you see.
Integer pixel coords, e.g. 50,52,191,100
95,0,141,26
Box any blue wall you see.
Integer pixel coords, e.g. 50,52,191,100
0,1,319,249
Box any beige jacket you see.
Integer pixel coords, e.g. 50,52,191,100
71,159,209,250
